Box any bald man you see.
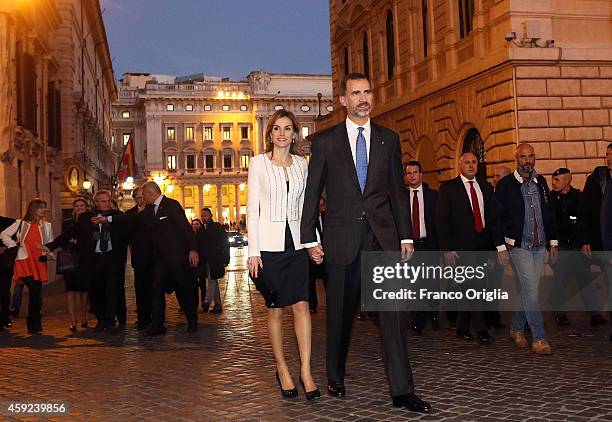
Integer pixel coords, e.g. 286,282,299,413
435,152,495,344
494,143,558,355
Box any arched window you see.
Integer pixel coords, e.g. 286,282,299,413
458,0,475,39
386,11,395,80
462,128,487,181
363,32,370,78
343,47,349,76
422,0,429,58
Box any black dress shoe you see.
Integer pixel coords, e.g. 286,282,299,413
145,326,167,336
136,321,149,330
93,322,105,332
211,306,222,314
9,310,18,317
590,315,608,326
355,312,366,321
431,316,440,330
477,331,494,344
456,329,475,341
299,377,321,401
392,393,432,413
491,322,506,329
411,325,423,336
187,321,198,332
275,371,298,398
327,379,346,397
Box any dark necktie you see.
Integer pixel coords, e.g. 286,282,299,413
468,181,484,234
412,190,420,240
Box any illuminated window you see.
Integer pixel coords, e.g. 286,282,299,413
185,104,194,111
166,154,177,170
240,105,248,111
203,126,213,140
166,104,174,111
122,111,130,119
122,133,131,146
241,154,250,169
301,126,309,139
222,127,231,141
167,127,176,142
204,104,212,111
274,104,283,111
222,105,230,111
185,126,194,142
241,126,249,140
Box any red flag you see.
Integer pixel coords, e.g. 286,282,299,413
116,135,139,181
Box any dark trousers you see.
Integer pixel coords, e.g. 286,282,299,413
195,266,206,305
151,258,197,330
21,276,43,332
325,220,414,397
411,239,439,329
455,249,488,333
133,262,152,324
308,261,327,310
116,259,127,324
484,259,504,328
0,264,13,324
91,253,120,327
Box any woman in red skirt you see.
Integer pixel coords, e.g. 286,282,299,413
0,199,53,334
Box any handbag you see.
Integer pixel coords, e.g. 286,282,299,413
0,221,22,270
249,271,278,308
56,247,78,274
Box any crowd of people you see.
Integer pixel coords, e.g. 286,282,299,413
0,72,611,414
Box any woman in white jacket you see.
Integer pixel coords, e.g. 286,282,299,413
0,199,53,334
247,110,320,401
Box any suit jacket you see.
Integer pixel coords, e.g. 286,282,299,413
581,165,610,250
196,221,229,280
126,205,153,269
412,182,439,251
300,121,411,265
436,176,494,251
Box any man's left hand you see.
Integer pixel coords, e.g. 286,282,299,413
189,250,199,268
400,243,414,262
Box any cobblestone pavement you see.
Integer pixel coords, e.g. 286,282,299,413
1,248,611,421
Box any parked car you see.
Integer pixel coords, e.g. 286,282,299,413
227,231,247,247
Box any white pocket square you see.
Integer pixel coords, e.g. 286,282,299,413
159,216,168,220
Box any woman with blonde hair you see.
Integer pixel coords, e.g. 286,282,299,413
247,109,319,400
0,199,53,334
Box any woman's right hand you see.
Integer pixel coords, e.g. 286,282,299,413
247,256,263,278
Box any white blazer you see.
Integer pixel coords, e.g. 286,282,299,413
0,219,54,261
247,153,309,257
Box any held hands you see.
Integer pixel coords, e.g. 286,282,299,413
188,250,199,268
91,216,107,225
400,243,414,262
247,256,263,278
307,244,324,265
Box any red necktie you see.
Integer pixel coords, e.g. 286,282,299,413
468,181,484,234
412,190,420,240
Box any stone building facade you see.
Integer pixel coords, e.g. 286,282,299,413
0,0,115,224
321,0,612,189
112,71,332,224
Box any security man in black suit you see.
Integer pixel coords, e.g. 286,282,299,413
0,215,16,330
404,160,439,335
301,73,431,413
97,181,199,335
46,190,127,333
435,152,495,344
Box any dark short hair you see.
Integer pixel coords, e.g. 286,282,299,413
552,167,571,177
340,72,370,96
404,160,422,173
201,207,212,214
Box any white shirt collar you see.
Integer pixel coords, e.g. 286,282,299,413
409,184,422,192
153,194,164,207
514,169,539,183
460,174,477,184
345,117,370,134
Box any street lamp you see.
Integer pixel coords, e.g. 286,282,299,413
317,92,322,117
239,183,245,191
82,179,92,191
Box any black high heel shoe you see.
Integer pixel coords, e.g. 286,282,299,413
299,377,321,401
275,371,298,398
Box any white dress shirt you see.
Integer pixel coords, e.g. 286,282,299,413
153,194,164,214
460,174,485,228
408,184,427,239
346,117,371,165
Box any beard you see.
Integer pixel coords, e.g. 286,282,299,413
350,102,371,117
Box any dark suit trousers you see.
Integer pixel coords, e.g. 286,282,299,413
91,253,120,326
0,264,13,324
133,262,152,324
116,259,127,324
456,249,488,333
151,258,196,330
411,238,439,329
325,219,415,397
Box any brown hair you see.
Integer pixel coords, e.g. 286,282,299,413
72,197,89,220
340,72,370,96
264,110,304,157
23,199,47,223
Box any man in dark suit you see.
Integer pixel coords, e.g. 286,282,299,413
196,207,229,313
46,190,127,333
126,187,154,329
0,215,16,330
435,152,495,344
404,160,439,335
308,197,327,313
301,72,430,413
96,181,199,335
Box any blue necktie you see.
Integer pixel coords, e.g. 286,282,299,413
355,127,368,192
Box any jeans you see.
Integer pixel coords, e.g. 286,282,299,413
509,246,546,341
